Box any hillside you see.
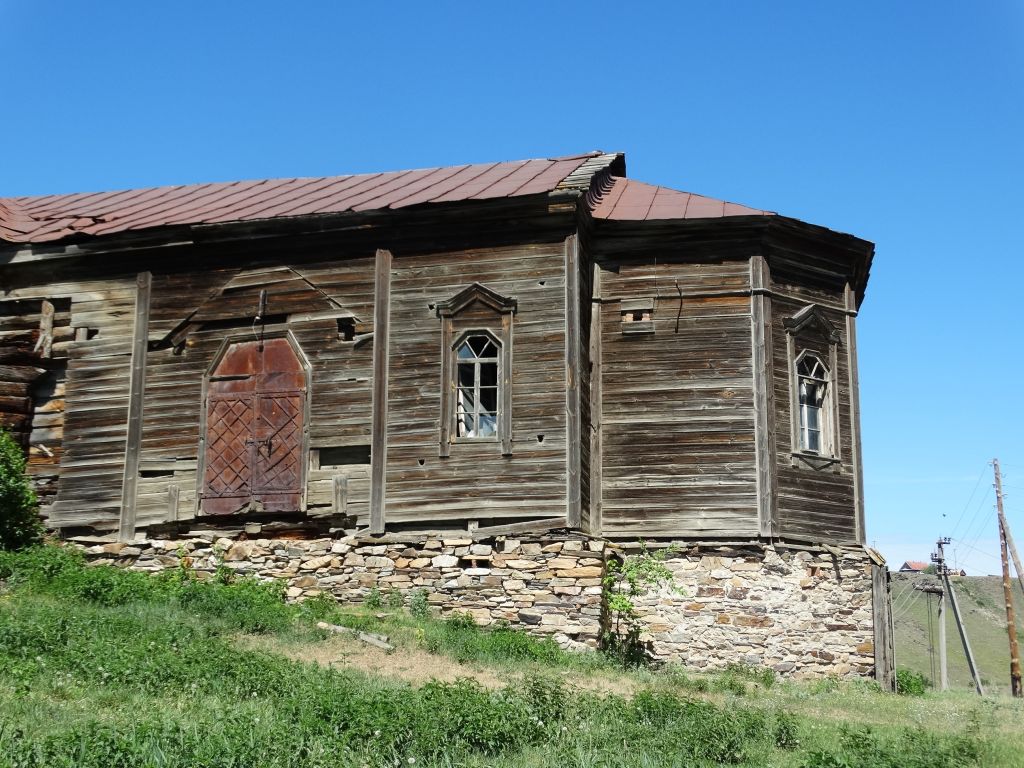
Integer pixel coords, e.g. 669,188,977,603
1,546,1022,767
891,572,1024,695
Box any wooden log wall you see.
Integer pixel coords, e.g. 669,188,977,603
0,297,71,514
597,259,759,538
771,281,859,544
384,242,569,527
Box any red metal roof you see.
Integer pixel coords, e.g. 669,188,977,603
0,153,613,245
590,177,773,221
0,154,777,246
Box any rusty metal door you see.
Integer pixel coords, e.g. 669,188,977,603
202,338,306,515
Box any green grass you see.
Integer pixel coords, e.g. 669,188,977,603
0,546,1021,767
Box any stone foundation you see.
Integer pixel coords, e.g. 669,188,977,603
72,533,876,677
628,545,875,677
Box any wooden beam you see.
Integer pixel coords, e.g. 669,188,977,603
564,234,582,529
871,561,896,691
118,271,152,542
500,312,513,456
750,256,777,538
333,475,348,517
588,263,603,536
369,248,392,535
167,483,180,522
438,316,453,457
844,284,865,543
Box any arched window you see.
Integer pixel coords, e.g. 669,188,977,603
456,334,499,438
796,354,829,454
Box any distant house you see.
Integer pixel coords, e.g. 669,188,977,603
899,561,930,573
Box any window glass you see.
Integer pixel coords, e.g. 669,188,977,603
455,334,500,438
797,356,828,454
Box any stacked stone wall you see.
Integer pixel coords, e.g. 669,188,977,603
73,533,876,678
629,545,875,677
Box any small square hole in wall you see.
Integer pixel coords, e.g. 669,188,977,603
337,318,356,341
621,298,655,335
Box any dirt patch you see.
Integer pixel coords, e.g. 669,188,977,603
237,634,507,688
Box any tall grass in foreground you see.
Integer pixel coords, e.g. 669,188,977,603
0,546,1010,767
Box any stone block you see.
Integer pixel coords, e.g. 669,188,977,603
301,555,333,571
505,559,541,570
431,554,459,568
556,566,602,578
470,544,492,556
443,538,472,547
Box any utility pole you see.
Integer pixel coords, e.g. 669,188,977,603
993,460,1024,596
993,459,1023,698
937,537,985,695
928,542,948,691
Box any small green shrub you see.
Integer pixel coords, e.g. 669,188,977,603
408,588,429,619
895,667,930,696
602,543,681,667
0,429,43,551
365,586,383,609
385,587,404,609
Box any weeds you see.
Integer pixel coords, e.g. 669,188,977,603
0,546,1005,767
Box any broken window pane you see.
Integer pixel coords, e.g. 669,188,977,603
797,354,828,454
454,334,501,439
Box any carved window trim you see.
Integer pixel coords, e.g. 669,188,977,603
784,305,841,469
436,284,516,457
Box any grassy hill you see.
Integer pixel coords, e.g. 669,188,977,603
891,572,1024,695
1,546,1022,767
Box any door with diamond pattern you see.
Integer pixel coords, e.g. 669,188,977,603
202,338,306,515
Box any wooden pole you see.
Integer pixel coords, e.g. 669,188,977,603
369,249,392,535
994,459,1023,697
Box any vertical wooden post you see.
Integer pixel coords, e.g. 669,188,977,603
500,312,513,457
844,285,866,544
438,316,453,458
333,475,348,517
118,271,151,542
37,300,54,358
167,483,180,522
564,234,582,529
750,256,777,537
870,559,896,691
994,459,1023,697
588,263,603,537
369,249,392,535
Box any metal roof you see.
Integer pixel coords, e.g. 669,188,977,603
0,153,778,245
0,153,618,245
590,177,773,221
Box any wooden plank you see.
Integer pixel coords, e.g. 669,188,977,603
333,474,348,516
369,248,392,534
438,316,452,457
845,284,865,544
500,311,513,456
118,271,152,542
564,234,581,529
589,263,603,536
167,483,180,522
750,256,777,537
36,300,54,358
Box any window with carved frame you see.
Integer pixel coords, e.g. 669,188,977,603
796,352,829,455
435,283,516,457
784,304,841,465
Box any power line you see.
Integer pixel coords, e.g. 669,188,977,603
949,465,990,539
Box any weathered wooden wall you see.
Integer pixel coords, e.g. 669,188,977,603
383,241,569,527
596,258,759,538
771,281,859,544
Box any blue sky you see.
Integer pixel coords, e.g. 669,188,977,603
2,1,1022,574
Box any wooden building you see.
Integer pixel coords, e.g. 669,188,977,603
0,151,873,546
